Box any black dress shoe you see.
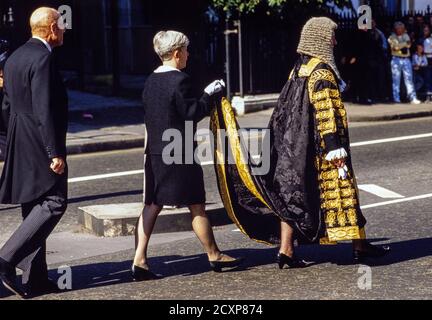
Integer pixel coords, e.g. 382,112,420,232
0,258,24,297
276,253,313,269
353,243,391,262
209,255,245,273
131,265,161,281
25,279,62,298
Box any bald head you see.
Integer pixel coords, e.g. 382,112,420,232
30,7,60,38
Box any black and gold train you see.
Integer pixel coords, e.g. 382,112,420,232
210,55,367,246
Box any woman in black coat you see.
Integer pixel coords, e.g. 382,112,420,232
131,31,244,280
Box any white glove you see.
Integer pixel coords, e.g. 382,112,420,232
338,165,349,180
204,79,226,96
325,148,348,162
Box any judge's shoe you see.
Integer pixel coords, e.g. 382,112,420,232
353,242,390,263
276,253,313,269
131,264,161,281
209,254,244,272
25,279,62,298
0,258,24,297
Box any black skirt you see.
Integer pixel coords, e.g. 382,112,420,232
144,155,206,206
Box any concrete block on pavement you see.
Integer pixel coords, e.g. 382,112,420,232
78,202,230,237
231,94,278,115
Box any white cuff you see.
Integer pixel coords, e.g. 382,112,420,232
338,165,349,180
325,148,348,162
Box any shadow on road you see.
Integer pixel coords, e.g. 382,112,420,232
0,289,13,299
10,237,431,299
298,237,432,267
68,190,143,204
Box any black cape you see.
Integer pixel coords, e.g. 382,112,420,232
211,55,366,245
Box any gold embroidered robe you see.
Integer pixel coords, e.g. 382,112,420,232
210,55,366,244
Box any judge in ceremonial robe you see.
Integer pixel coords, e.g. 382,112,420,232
210,17,390,269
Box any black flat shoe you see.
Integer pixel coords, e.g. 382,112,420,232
209,255,245,273
131,265,161,281
276,253,312,269
353,243,391,263
0,258,24,297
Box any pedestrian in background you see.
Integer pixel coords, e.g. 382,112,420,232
388,21,421,104
405,15,416,36
371,19,392,102
131,30,244,281
414,14,426,39
412,43,429,96
421,25,432,94
355,24,387,104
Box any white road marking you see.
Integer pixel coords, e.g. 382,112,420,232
198,132,432,166
351,132,432,147
226,193,432,233
358,184,404,199
68,170,143,183
91,279,121,286
360,193,432,209
68,132,432,183
163,256,200,264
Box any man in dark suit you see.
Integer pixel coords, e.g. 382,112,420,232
0,7,68,297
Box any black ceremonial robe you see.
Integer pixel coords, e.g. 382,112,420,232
211,55,367,245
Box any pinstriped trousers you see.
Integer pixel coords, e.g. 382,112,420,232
0,177,67,285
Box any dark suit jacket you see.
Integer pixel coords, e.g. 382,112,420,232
0,38,68,204
142,71,213,156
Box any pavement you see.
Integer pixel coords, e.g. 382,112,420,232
65,90,432,155
344,101,432,121
67,90,144,154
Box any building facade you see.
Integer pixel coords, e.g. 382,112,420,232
1,0,431,96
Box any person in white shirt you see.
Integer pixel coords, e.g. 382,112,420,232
412,43,429,94
422,25,432,93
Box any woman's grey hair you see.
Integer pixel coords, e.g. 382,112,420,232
153,31,190,61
